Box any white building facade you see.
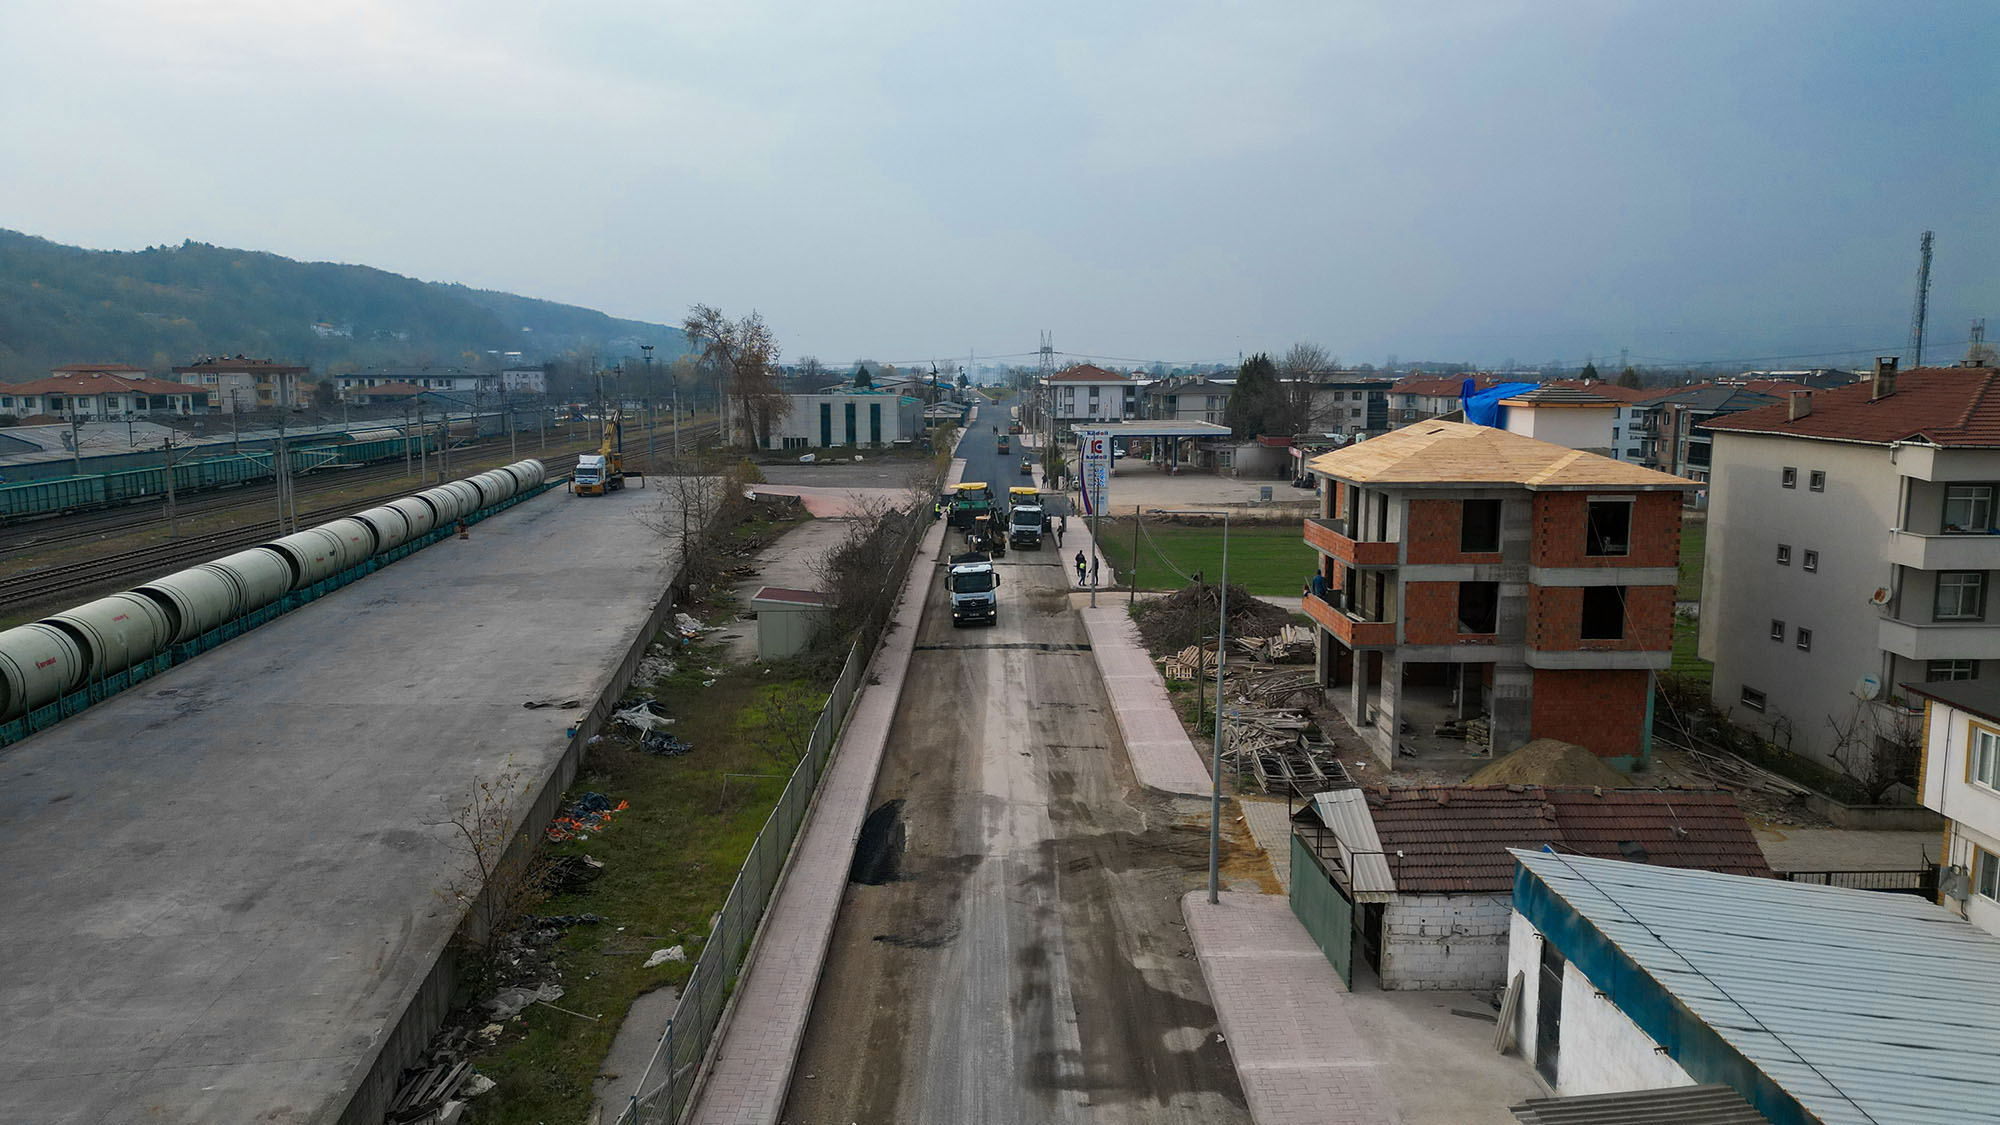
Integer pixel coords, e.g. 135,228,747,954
762,392,922,450
1045,364,1137,424
1909,681,2000,936
1700,363,2000,767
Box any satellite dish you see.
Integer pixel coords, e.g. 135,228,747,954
1869,587,1892,606
1855,674,1883,700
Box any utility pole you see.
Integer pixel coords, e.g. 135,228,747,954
66,413,82,476
402,400,414,477
642,344,657,473
1910,230,1935,368
161,428,181,537
274,402,294,535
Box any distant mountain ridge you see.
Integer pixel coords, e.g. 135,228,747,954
0,229,686,381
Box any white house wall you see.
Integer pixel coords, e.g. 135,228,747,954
1506,910,1696,1097
1380,893,1512,990
1700,434,1905,764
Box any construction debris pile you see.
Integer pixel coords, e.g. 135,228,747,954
1133,580,1299,656
545,791,628,842
1225,712,1353,797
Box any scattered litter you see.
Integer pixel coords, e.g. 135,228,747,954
798,453,816,463
674,612,714,639
533,912,603,929
385,1059,476,1123
701,679,717,688
643,945,687,968
521,698,582,710
463,1075,496,1097
485,983,563,1021
546,792,629,842
543,854,605,893
637,654,676,681
478,1023,503,1042
640,732,693,757
614,701,676,734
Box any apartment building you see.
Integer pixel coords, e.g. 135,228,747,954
173,356,310,410
1302,421,1696,767
1304,376,1392,437
1699,361,2000,767
1909,680,2000,937
1045,364,1137,423
1142,377,1231,424
1386,374,1504,425
1497,383,1619,456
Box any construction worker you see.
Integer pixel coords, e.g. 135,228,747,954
1074,550,1087,584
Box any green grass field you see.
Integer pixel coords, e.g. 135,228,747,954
1091,518,1314,598
1678,521,1706,601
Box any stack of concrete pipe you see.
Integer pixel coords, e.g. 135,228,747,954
0,459,546,723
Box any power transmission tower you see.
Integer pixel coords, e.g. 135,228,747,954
1909,230,1934,367
1039,331,1057,476
1968,319,1995,366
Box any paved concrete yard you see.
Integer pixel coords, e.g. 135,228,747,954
0,485,679,1123
1753,826,1944,872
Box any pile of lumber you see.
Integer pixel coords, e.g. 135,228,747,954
386,1060,475,1124
1224,709,1355,797
1161,643,1219,681
1236,624,1314,662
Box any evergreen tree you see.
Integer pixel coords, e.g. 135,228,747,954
1617,365,1642,389
1225,352,1279,438
1579,362,1601,382
853,364,873,389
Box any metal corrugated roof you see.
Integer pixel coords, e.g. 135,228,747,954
1308,790,1395,899
1512,849,2000,1125
1511,1084,1769,1124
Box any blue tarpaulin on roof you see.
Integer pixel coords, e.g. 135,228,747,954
1463,382,1538,428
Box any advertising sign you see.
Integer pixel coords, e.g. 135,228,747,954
1079,429,1110,516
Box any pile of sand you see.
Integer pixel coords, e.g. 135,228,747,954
1468,739,1627,789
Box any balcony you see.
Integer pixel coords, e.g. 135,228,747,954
1304,517,1398,567
1885,529,2000,572
1303,591,1395,647
1879,616,2000,661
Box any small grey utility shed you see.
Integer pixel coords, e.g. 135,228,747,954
751,586,829,660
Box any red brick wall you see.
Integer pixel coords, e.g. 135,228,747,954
1405,498,1505,566
1402,580,1500,646
1531,491,1681,568
1530,668,1650,757
1526,585,1675,651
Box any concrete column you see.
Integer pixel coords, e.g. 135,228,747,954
1490,662,1534,755
1381,651,1405,753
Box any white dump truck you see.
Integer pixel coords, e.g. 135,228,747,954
947,551,1000,626
1007,486,1045,550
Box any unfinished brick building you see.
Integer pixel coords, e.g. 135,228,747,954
1302,421,1698,767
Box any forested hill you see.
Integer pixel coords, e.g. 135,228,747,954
0,230,685,381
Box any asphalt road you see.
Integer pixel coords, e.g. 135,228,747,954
782,396,1247,1123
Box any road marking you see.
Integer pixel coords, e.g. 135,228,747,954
912,642,1093,652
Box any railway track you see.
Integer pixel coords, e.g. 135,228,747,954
0,420,723,615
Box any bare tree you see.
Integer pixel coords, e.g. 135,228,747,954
1827,703,1922,803
431,759,552,947
682,304,789,448
1275,341,1338,434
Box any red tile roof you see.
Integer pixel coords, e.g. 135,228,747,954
1390,375,1508,397
1703,367,2000,447
7,373,198,396
1362,785,1771,894
1047,364,1132,383
751,586,830,606
173,357,309,375
51,363,147,374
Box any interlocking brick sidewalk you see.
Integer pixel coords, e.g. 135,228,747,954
1081,606,1214,796
1183,891,1402,1125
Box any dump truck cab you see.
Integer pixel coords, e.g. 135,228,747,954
1007,486,1044,550
947,552,1000,626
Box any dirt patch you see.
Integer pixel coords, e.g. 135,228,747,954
1467,739,1628,788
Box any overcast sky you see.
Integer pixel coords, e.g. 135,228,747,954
2,1,1993,369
